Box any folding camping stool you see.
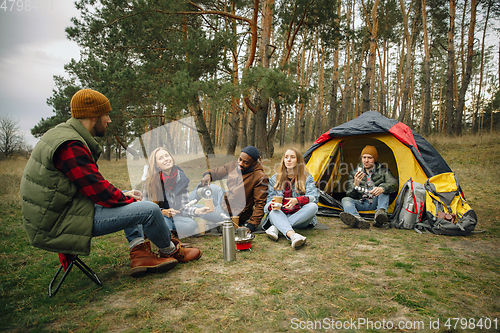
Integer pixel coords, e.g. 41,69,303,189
48,254,102,298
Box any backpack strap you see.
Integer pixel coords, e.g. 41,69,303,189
414,220,433,234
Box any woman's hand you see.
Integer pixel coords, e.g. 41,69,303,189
124,190,143,201
283,197,298,209
161,209,179,218
194,207,211,215
270,198,282,210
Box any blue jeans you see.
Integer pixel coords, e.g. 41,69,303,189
93,200,171,249
170,215,199,239
268,203,318,238
341,193,390,217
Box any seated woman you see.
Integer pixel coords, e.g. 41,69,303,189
264,148,319,249
144,147,210,238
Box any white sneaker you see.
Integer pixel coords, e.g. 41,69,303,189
290,233,307,249
265,225,279,241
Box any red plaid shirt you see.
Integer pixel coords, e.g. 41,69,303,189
269,180,310,214
54,141,135,207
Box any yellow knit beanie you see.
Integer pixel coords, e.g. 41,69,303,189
361,145,378,161
70,89,111,119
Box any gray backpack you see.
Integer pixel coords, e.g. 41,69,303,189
390,178,426,230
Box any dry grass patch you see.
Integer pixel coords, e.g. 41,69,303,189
1,136,500,332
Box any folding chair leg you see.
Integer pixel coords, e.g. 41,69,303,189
74,257,102,287
48,255,102,298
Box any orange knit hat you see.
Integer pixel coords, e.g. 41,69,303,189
361,145,378,161
70,89,111,119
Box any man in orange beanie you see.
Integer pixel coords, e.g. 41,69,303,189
339,145,398,229
21,89,201,279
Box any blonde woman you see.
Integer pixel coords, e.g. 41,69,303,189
264,148,318,249
140,147,209,238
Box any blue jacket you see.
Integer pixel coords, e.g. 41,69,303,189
264,174,319,226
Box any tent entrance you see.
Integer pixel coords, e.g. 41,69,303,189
315,136,399,215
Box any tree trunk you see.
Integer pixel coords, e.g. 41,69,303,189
297,42,307,147
474,0,492,134
317,39,325,136
398,0,419,123
248,110,256,147
361,0,379,113
279,107,287,147
454,0,477,136
267,101,281,157
446,0,456,136
421,0,431,136
226,0,240,155
255,98,270,157
392,42,405,118
114,135,139,159
329,1,341,128
192,94,215,155
378,39,387,116
340,0,353,123
239,105,248,148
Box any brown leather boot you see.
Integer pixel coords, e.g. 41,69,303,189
160,238,202,263
130,242,178,277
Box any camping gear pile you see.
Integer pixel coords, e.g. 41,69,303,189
305,111,477,236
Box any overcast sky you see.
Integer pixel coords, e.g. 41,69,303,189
0,1,80,147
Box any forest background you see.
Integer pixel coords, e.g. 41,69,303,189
15,0,500,160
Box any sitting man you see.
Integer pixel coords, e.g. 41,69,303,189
20,89,201,278
340,145,398,229
199,146,269,233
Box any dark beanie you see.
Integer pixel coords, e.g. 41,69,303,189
71,89,112,119
241,146,260,161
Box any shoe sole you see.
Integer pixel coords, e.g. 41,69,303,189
266,232,278,241
340,212,357,228
373,214,387,228
130,259,178,277
357,219,371,229
292,238,306,249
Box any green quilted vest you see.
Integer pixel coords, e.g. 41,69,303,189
20,118,103,255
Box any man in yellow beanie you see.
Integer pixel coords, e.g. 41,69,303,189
21,89,201,279
339,145,398,229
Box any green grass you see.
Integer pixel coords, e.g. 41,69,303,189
1,134,500,332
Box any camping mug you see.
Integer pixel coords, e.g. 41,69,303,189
236,227,247,239
272,196,283,210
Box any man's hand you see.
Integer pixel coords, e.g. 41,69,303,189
124,190,143,201
369,187,384,197
200,173,211,186
353,170,365,187
161,209,180,218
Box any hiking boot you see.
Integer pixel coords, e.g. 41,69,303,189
355,216,371,229
340,212,370,229
160,237,202,263
374,208,387,228
290,233,307,249
129,242,178,277
340,212,357,228
265,225,279,241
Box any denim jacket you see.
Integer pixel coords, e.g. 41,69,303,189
263,174,319,226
